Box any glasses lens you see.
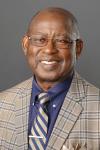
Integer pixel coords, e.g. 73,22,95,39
29,35,47,46
55,37,73,49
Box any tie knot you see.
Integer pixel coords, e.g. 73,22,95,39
38,92,49,104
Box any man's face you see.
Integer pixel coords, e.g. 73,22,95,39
22,12,82,85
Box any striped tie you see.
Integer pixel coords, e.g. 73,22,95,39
29,93,49,150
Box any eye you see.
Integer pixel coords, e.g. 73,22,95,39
32,37,47,45
56,39,70,44
39,37,46,43
59,39,67,43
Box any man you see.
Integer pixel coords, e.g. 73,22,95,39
0,7,100,150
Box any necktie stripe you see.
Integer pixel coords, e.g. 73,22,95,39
37,143,44,150
31,126,39,137
31,127,44,146
38,93,48,99
34,122,46,142
36,118,47,137
31,117,47,144
29,93,49,149
38,93,49,104
29,138,40,150
39,107,48,121
37,116,47,133
39,98,48,104
32,128,44,145
31,138,44,150
29,132,42,150
37,111,48,126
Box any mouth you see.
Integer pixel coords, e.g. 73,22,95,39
41,60,58,65
39,58,61,71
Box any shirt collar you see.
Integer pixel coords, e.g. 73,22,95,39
31,72,73,104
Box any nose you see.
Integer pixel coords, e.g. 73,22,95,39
43,39,58,54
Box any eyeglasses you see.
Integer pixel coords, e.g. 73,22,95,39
28,34,77,49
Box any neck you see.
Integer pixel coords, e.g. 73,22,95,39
34,71,73,91
36,80,59,91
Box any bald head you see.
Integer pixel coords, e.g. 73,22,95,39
27,7,80,39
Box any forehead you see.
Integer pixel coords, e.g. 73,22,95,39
28,12,73,35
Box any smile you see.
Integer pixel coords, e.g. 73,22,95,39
41,61,58,65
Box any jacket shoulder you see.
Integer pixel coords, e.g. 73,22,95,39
0,77,33,103
83,78,99,96
75,72,100,95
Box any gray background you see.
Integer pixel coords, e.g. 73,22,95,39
0,0,100,91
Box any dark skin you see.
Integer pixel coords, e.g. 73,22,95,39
22,9,83,91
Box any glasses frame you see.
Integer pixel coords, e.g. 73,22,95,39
27,34,78,49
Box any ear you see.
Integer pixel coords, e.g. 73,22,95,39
76,39,83,59
22,35,29,56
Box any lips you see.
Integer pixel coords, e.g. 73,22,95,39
39,57,61,71
39,56,61,64
41,60,58,65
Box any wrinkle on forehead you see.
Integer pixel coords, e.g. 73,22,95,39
28,12,73,35
27,7,80,39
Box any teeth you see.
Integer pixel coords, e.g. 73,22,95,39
41,61,57,65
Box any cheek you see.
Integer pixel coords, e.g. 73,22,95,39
63,51,73,64
62,50,76,71
26,48,38,69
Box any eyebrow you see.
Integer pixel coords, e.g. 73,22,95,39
29,32,71,38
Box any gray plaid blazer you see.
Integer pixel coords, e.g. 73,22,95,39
0,72,100,150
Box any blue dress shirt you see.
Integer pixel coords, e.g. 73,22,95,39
28,74,73,149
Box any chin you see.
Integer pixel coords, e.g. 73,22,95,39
36,73,62,82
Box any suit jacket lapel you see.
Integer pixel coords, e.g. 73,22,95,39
15,78,32,149
47,72,86,150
